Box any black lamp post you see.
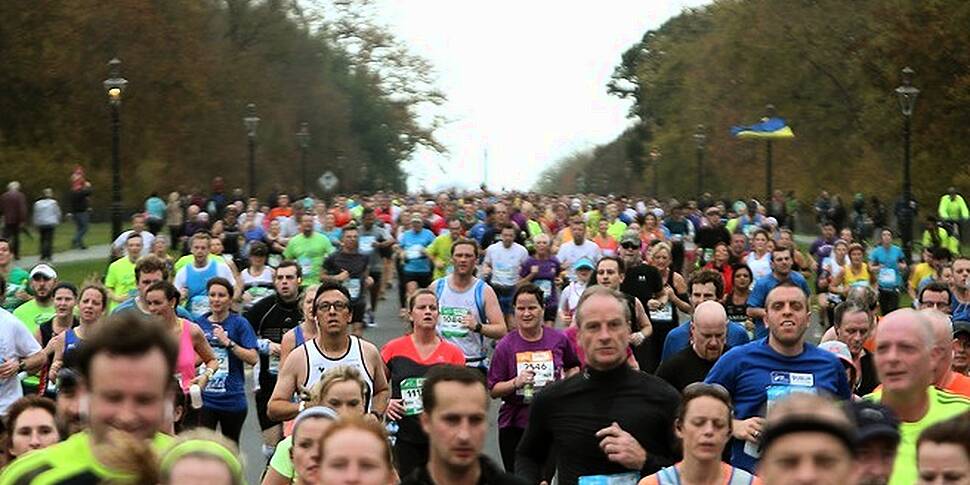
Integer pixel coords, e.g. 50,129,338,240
103,58,128,239
763,104,776,199
895,67,919,261
693,124,707,196
296,122,310,195
649,147,661,199
243,103,260,197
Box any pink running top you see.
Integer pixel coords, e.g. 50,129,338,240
175,319,197,392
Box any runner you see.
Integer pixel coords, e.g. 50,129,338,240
706,283,851,473
923,310,970,397
558,258,594,327
745,244,811,339
0,304,44,417
358,207,395,324
916,413,970,485
269,282,388,421
656,302,733,393
0,238,29,311
34,283,77,395
867,308,970,485
659,270,749,363
744,230,772,281
1,396,60,467
593,219,619,257
483,223,529,319
723,263,753,329
645,242,688,363
516,233,561,326
515,286,679,484
0,314,176,482
144,281,219,395
487,284,580,473
13,264,58,395
110,213,154,258
828,300,880,395
432,239,508,372
195,277,258,443
47,285,106,379
244,261,304,457
283,213,335,285
638,383,757,485
279,284,320,374
382,289,465,477
240,241,275,310
594,257,652,366
104,233,142,310
322,225,372,332
398,214,436,305
173,232,236,317
556,213,602,282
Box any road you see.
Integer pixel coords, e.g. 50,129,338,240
237,282,504,483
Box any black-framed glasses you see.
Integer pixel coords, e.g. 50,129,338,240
621,242,640,250
317,301,350,312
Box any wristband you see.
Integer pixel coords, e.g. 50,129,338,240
474,322,483,333
226,341,236,351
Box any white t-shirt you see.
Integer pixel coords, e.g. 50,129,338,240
0,309,42,414
746,251,772,281
556,240,602,281
172,260,235,291
484,242,529,287
111,230,155,258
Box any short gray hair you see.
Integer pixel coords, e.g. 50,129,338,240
575,285,630,328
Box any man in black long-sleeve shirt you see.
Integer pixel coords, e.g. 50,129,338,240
515,286,680,485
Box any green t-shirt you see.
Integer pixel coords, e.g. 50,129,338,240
0,431,173,485
606,219,627,240
867,386,970,485
269,435,295,479
427,233,455,280
13,300,55,337
2,267,29,311
104,257,138,311
283,233,334,283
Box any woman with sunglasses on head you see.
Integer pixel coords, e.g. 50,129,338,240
639,383,758,485
382,289,465,477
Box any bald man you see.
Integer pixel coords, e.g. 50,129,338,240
867,308,970,485
655,301,729,392
921,309,970,397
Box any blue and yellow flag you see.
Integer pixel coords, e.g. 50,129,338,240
730,117,795,140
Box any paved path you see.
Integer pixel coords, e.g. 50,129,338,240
19,244,111,268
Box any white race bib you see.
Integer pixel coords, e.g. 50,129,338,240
345,277,361,300
205,345,231,393
649,302,673,322
438,307,470,338
515,350,555,394
401,377,425,416
405,245,424,260
359,235,376,255
878,267,897,286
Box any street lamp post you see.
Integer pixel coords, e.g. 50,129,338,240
895,67,919,261
764,104,776,199
103,58,128,239
243,103,260,197
296,122,310,195
649,147,661,199
693,124,707,196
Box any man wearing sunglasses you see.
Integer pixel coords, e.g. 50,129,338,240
268,280,388,422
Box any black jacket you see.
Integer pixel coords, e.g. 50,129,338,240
401,457,528,485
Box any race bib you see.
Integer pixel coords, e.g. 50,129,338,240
744,371,817,459
578,472,639,485
878,267,897,287
345,277,361,300
516,350,555,394
359,235,376,255
268,254,282,268
205,345,231,393
401,377,426,416
298,256,314,277
189,295,210,318
268,353,280,375
649,303,673,322
535,279,553,302
439,307,470,338
493,263,518,286
405,245,424,261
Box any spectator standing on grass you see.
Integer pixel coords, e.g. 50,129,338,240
31,189,61,262
1,182,28,260
68,167,92,250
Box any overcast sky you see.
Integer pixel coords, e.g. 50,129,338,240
369,1,710,192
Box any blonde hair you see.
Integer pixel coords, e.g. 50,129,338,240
308,365,368,406
650,242,672,259
160,429,243,485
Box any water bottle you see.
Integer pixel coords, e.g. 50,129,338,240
189,384,203,409
385,420,399,446
523,383,534,404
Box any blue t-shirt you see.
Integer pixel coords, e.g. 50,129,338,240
195,313,258,412
868,245,905,289
660,319,750,362
746,272,811,339
705,339,852,473
399,229,436,274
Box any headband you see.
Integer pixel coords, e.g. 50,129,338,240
160,440,243,483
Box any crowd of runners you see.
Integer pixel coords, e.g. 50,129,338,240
0,183,968,484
